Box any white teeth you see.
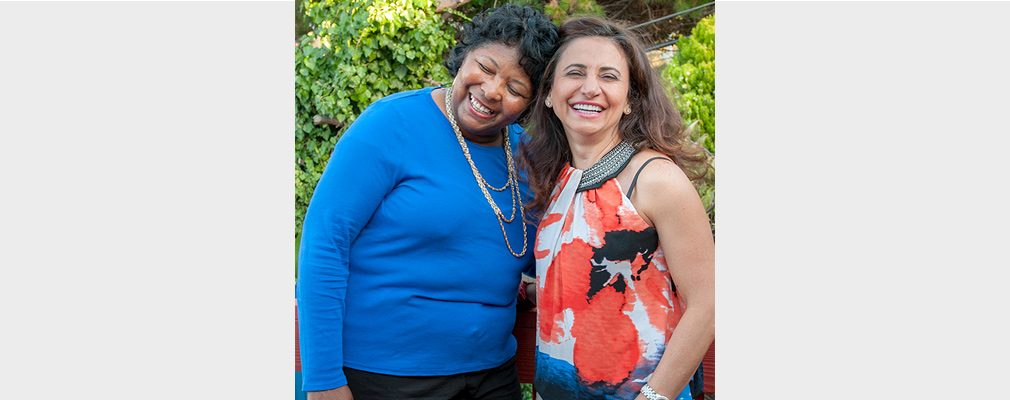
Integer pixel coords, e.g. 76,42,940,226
470,94,492,114
572,104,603,113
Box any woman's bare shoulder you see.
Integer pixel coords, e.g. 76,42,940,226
630,149,693,194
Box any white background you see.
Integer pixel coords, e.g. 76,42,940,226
718,2,1010,398
1,1,292,398
1,1,1007,399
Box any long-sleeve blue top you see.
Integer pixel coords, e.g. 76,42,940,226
296,87,536,391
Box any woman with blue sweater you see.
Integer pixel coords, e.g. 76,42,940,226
296,5,557,400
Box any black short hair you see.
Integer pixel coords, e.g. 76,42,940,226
444,4,558,95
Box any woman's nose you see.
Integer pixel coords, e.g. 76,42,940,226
483,76,505,102
581,77,601,97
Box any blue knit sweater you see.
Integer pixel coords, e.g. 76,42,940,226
296,87,536,391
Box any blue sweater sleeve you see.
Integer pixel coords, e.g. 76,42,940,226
296,102,402,391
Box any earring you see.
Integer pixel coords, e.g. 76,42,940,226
545,98,552,108
624,106,631,115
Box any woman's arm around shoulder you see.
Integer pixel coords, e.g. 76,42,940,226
630,158,715,400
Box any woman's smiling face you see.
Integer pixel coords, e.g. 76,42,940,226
548,36,630,142
450,42,533,144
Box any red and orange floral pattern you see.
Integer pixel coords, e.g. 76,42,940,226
534,165,688,400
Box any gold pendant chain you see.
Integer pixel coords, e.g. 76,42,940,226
444,86,527,257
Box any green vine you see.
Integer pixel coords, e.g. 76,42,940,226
295,0,455,244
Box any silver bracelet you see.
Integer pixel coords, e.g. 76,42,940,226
641,383,670,400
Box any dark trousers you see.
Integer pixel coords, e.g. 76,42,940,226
344,356,522,400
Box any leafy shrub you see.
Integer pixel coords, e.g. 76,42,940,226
663,14,713,152
451,0,602,25
544,0,604,24
295,0,455,243
662,14,715,228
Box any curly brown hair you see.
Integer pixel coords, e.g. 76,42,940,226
518,16,710,219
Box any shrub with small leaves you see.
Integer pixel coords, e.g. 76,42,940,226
544,0,604,24
662,14,714,230
295,0,455,245
663,14,713,152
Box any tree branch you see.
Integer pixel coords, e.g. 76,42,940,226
436,0,472,12
421,77,446,87
313,115,344,129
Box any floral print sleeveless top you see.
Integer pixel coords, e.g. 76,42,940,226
533,162,691,400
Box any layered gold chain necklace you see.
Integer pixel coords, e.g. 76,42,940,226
444,86,527,258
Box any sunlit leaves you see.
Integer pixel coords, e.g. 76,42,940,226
664,15,714,143
294,0,454,238
662,14,715,230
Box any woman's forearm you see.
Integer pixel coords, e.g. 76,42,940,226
635,307,714,399
307,385,353,400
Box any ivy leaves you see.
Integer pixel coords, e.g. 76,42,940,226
295,0,455,238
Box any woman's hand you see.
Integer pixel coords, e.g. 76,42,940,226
307,385,353,400
525,280,537,305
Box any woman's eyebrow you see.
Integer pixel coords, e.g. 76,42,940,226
484,55,500,70
563,63,621,76
600,66,622,76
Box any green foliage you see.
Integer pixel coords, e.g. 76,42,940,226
663,14,713,152
544,0,604,24
451,0,600,26
295,0,455,242
643,0,713,20
662,14,715,229
454,0,544,16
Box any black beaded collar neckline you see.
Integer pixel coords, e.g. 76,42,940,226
576,140,638,192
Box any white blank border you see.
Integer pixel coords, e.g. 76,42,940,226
718,2,1010,398
1,2,292,398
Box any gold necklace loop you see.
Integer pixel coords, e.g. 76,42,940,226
444,86,527,258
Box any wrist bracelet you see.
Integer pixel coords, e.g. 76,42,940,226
641,383,670,400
